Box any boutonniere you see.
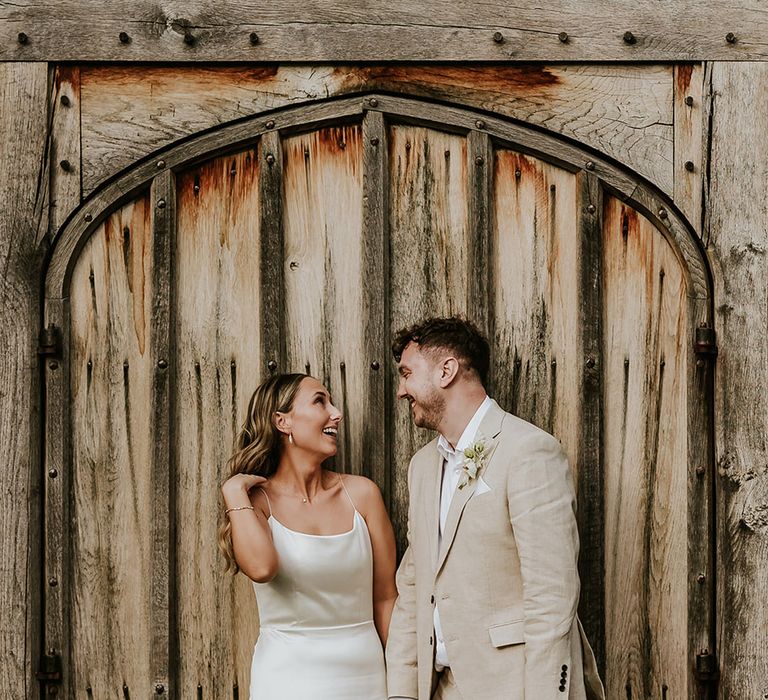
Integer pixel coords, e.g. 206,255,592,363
458,435,492,489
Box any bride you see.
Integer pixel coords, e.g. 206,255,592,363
218,373,397,699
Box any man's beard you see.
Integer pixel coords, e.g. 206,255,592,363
413,387,445,431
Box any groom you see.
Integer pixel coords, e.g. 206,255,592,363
386,317,604,700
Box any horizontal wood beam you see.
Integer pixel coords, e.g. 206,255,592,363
1,1,767,62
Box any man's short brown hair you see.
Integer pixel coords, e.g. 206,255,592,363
392,316,490,386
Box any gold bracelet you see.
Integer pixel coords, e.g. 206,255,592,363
225,505,254,514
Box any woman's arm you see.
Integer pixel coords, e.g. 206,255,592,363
350,476,398,645
222,475,279,582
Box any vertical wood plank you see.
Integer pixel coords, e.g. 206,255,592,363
388,125,469,553
708,61,768,700
150,170,175,697
0,61,49,700
602,196,688,700
259,130,285,374
466,129,493,349
69,197,155,698
674,64,704,237
281,125,365,474
490,150,582,464
175,149,262,697
576,171,604,678
362,110,390,499
50,65,82,236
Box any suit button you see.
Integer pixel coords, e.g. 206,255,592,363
430,595,435,604
559,684,566,692
562,664,568,671
429,636,433,646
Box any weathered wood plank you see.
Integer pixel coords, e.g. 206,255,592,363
361,109,389,499
576,171,604,679
388,125,469,555
0,61,48,700
79,64,673,196
707,61,768,700
602,196,689,700
68,196,155,697
175,150,262,697
49,65,81,236
259,129,285,376
674,64,705,236
3,1,768,61
282,125,366,474
149,170,174,696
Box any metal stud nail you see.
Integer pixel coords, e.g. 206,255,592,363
685,95,694,107
586,357,596,368
587,204,596,214
623,31,636,44
156,160,166,169
84,213,92,222
60,95,71,107
49,361,59,370
266,153,276,166
49,468,58,479
696,573,706,584
119,31,131,44
60,160,72,172
475,155,485,165
18,32,29,45
157,199,166,209
368,98,379,107
265,120,275,129
515,169,521,179
155,684,165,695
558,32,569,43
250,32,260,45
371,361,380,371
475,119,485,129
658,207,668,220
49,577,58,587
267,360,278,371
370,137,379,146
493,31,504,43
685,161,695,172
726,32,736,44
696,465,706,476
405,142,411,151
158,359,168,369
585,161,595,171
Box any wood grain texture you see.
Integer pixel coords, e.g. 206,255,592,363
49,65,82,236
491,150,582,466
0,61,48,700
78,64,673,196
282,125,366,474
388,125,469,554
602,196,689,700
174,150,262,697
674,64,705,237
3,1,768,61
708,62,768,700
68,196,156,698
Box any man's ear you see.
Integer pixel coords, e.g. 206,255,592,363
273,411,291,435
438,356,460,388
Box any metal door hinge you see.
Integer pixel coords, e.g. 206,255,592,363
694,325,718,357
38,324,62,358
36,649,62,685
694,650,719,686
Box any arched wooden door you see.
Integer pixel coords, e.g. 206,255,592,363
42,95,715,699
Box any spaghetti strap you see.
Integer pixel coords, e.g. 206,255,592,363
259,487,273,517
338,475,357,512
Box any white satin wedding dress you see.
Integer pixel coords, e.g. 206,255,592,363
249,480,387,700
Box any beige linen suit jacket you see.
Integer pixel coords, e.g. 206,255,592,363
386,400,605,700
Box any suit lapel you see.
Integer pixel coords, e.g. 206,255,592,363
434,400,506,577
426,449,442,570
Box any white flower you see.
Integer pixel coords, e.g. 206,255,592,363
457,435,491,489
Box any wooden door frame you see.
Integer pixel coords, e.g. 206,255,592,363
39,92,717,698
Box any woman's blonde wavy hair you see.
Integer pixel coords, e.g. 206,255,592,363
217,372,308,573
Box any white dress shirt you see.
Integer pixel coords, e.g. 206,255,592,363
433,395,492,670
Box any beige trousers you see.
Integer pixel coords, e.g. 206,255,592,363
431,668,462,700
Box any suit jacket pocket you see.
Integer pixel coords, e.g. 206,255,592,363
488,619,525,648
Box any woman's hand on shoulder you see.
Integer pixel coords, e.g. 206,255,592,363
222,473,267,502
